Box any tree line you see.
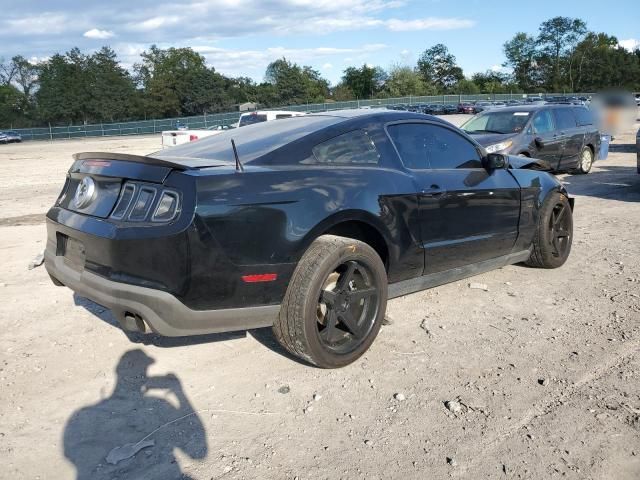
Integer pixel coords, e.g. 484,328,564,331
1,16,639,129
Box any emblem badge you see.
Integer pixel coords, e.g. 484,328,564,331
74,177,96,209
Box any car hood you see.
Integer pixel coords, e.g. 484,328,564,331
507,155,552,171
467,132,518,146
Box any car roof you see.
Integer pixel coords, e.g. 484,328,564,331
153,109,450,167
309,108,449,124
481,104,570,113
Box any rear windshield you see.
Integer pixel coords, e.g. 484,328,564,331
153,115,342,167
238,114,267,127
462,110,532,134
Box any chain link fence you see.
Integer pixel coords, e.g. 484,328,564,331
10,92,594,141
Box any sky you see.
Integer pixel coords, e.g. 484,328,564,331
0,0,638,85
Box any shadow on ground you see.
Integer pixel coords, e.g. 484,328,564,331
560,164,640,203
63,349,207,479
73,294,310,365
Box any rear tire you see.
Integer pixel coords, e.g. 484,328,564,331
273,235,387,368
526,192,573,269
575,146,593,174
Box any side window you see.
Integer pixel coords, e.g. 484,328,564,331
573,107,593,126
387,123,482,169
532,110,555,134
553,108,577,130
310,130,380,165
275,114,292,119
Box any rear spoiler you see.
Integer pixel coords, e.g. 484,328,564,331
73,152,194,171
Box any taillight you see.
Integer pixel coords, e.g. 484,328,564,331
109,182,181,224
128,187,156,221
190,134,198,141
152,191,179,222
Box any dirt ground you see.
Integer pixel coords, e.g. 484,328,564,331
1,115,639,480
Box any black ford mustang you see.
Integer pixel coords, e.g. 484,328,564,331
45,110,574,368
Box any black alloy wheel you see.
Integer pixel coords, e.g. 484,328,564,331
316,260,380,355
548,201,571,259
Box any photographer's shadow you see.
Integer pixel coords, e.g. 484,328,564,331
63,349,207,479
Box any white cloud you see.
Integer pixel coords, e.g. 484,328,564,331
130,16,181,32
322,63,333,69
385,17,475,31
84,28,115,40
618,38,640,52
189,43,388,75
4,13,69,35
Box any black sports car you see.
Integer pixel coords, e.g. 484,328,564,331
45,110,574,368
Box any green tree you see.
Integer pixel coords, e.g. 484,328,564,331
454,78,480,94
135,46,216,117
87,47,137,122
571,33,640,91
341,64,387,99
330,83,355,101
264,58,329,105
384,65,433,97
503,33,540,91
417,44,464,92
536,16,587,90
0,83,24,127
36,49,93,124
471,70,510,93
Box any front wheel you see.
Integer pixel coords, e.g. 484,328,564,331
273,235,387,368
526,192,573,269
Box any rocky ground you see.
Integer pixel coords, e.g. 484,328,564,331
0,116,639,479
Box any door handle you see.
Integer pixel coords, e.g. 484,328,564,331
421,185,447,197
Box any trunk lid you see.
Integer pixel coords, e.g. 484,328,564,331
59,152,191,218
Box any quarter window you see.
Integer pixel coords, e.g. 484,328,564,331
387,123,482,169
311,130,380,165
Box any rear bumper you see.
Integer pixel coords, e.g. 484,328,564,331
45,251,279,336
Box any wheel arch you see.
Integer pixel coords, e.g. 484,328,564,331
299,210,392,270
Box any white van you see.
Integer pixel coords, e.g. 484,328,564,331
238,110,306,127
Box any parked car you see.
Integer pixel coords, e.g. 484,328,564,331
45,109,574,368
0,130,22,143
161,126,226,148
461,104,601,173
428,104,445,115
3,130,22,143
458,103,475,114
238,110,306,127
443,104,458,114
473,101,493,113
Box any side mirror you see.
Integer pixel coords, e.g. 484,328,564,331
534,136,545,148
484,153,508,170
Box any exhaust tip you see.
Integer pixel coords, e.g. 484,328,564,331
123,312,147,333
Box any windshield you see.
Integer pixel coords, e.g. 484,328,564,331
462,110,532,134
238,113,268,127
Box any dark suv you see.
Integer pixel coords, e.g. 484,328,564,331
461,104,601,173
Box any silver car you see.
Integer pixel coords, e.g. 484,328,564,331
4,131,22,143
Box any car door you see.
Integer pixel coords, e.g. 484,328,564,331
531,108,564,169
386,121,521,275
553,107,584,170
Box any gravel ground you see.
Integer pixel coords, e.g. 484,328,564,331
0,115,639,479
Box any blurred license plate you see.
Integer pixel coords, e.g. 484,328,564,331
57,233,86,272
